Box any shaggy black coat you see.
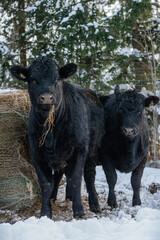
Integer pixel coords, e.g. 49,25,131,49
10,58,104,218
100,85,159,208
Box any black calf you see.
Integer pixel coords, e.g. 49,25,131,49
100,85,159,207
10,57,104,218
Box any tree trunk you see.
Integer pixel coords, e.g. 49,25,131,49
18,0,26,66
132,22,151,91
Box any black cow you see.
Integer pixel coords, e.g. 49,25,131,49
10,57,104,218
100,85,159,208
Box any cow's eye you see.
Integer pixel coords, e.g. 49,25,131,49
119,108,123,113
138,110,142,114
31,77,37,84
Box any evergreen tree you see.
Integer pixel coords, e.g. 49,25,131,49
104,0,160,92
25,0,57,61
0,0,159,92
0,0,28,87
54,0,118,89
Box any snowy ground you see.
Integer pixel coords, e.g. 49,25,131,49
0,166,160,240
0,88,18,94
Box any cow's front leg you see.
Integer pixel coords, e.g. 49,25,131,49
104,166,117,208
29,133,54,219
67,149,87,218
131,157,146,206
101,158,117,208
33,160,54,219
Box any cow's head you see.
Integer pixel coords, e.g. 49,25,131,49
10,58,77,111
114,85,159,138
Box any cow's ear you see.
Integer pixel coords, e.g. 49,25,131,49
59,63,77,79
114,85,121,100
145,96,159,107
10,65,29,82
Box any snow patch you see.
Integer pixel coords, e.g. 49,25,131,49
1,207,160,240
109,84,133,94
60,3,84,24
118,47,141,57
0,165,160,240
56,0,60,9
133,0,142,3
0,88,18,94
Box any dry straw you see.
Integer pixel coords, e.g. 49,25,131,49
0,90,39,210
39,104,55,147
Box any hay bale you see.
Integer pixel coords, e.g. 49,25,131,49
0,89,39,210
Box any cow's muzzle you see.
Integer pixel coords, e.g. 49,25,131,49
122,127,135,137
39,93,54,104
37,93,54,109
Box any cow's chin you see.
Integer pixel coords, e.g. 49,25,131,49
123,132,138,140
40,104,53,111
124,135,135,141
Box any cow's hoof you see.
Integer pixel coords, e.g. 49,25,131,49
132,199,141,206
108,199,118,209
111,204,118,209
90,205,101,213
74,210,85,219
51,197,56,203
40,208,52,219
66,194,72,202
66,198,72,202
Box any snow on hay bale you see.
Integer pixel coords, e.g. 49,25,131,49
0,89,39,210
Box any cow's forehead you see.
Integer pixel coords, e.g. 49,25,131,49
119,91,145,110
30,58,59,74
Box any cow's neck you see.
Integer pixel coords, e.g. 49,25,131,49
33,107,50,125
122,135,141,159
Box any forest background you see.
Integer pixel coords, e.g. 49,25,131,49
0,0,160,160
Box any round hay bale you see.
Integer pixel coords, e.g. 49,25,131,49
0,89,39,210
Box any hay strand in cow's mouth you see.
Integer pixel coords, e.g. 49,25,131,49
39,105,55,147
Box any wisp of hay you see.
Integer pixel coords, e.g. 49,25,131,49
39,105,55,147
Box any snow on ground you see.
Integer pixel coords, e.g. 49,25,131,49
1,209,160,240
0,166,160,240
0,88,18,94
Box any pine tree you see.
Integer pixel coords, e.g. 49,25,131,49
0,0,28,87
104,0,160,92
0,0,159,92
25,0,56,60
53,0,117,89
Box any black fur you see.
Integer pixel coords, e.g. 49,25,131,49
10,57,104,218
100,85,159,208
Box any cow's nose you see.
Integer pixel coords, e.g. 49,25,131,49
123,128,134,136
39,93,54,105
